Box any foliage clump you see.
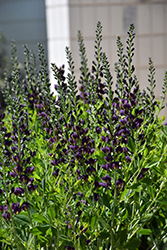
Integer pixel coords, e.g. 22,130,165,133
0,22,167,250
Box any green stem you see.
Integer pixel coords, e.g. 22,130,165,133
8,200,21,250
1,162,21,249
24,184,37,249
111,169,117,249
127,178,166,243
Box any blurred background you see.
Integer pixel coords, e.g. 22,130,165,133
0,0,167,116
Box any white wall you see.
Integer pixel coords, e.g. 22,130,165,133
46,0,167,100
45,0,70,93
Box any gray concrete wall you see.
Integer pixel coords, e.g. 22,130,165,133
0,0,48,66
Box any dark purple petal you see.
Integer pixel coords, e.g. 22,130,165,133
125,156,132,162
94,192,99,202
99,182,108,188
14,187,25,196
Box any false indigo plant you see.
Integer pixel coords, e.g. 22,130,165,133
0,22,167,250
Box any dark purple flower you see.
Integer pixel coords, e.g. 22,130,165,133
94,181,100,189
101,175,111,184
81,174,88,181
101,147,110,154
30,151,36,157
123,103,131,110
76,202,80,208
11,202,22,214
65,246,75,250
82,227,88,233
28,184,38,193
112,114,118,121
10,171,18,178
102,163,111,170
125,156,132,163
14,187,25,196
86,166,95,174
104,155,113,163
53,168,59,176
86,239,91,245
120,110,125,115
116,179,125,192
78,210,82,216
133,86,139,93
75,169,81,176
116,146,123,154
21,202,30,211
84,127,89,134
111,161,120,169
71,132,79,140
0,204,7,212
13,166,23,175
94,192,99,202
19,175,30,184
137,168,149,180
2,212,11,220
96,126,102,134
98,182,108,188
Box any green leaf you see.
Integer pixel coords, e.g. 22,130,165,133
38,224,51,234
59,235,72,242
128,182,141,191
99,230,110,240
137,229,152,235
121,209,128,222
32,213,50,224
157,197,167,205
31,227,42,235
123,237,141,249
128,137,135,153
120,188,134,201
0,229,8,237
141,213,152,223
120,229,127,245
42,178,46,191
38,235,48,242
140,177,151,185
162,126,167,137
48,206,56,221
152,166,163,175
144,148,148,157
14,214,31,226
80,234,86,249
102,193,110,208
91,215,98,231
